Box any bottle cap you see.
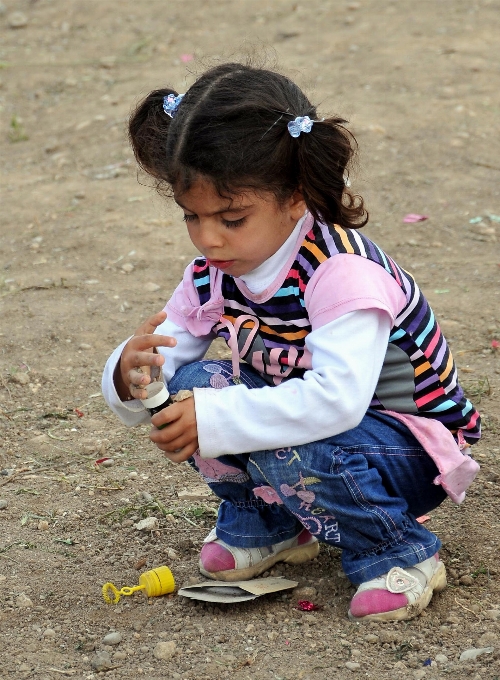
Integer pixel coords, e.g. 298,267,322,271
140,382,170,409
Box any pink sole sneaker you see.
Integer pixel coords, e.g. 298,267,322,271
348,553,447,622
199,528,320,582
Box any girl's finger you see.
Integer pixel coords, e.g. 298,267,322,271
135,310,167,335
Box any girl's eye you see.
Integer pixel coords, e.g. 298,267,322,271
183,213,197,223
222,217,246,229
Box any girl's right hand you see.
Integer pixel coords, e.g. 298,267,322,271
115,310,177,402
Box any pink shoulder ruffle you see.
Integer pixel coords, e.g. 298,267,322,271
166,261,224,337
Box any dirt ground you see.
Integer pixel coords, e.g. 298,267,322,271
1,0,500,678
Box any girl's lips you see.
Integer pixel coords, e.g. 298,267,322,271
207,259,235,270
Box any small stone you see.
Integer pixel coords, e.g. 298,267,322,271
100,55,117,69
141,491,154,503
78,343,92,350
177,486,212,501
101,458,114,468
144,282,161,292
121,263,135,273
43,628,56,638
103,631,122,646
0,499,8,509
18,664,31,672
139,645,149,653
91,650,113,671
113,651,127,660
16,593,33,608
485,609,500,621
459,647,494,662
0,3,7,16
37,520,49,531
345,661,361,671
9,372,30,385
135,517,159,531
8,11,28,28
364,633,379,644
166,548,179,560
153,640,176,660
128,471,138,479
413,671,427,680
122,519,134,527
292,586,317,601
477,631,497,646
435,654,449,663
459,575,474,586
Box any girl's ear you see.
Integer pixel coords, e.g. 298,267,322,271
288,188,307,221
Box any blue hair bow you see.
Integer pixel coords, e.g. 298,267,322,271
163,93,184,118
287,116,314,138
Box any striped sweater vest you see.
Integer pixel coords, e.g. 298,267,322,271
192,221,480,444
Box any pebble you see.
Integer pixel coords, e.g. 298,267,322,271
364,633,379,644
139,645,150,653
103,631,122,646
435,654,449,663
345,661,361,671
141,491,154,503
78,343,92,350
135,517,159,531
121,263,135,273
128,471,138,479
101,458,114,468
9,372,30,385
459,575,474,586
38,520,49,531
485,609,500,621
166,548,179,560
292,586,317,601
144,282,161,292
0,499,8,510
459,647,494,662
0,2,6,16
91,650,113,672
8,11,28,28
413,671,427,680
43,628,56,638
113,651,127,660
16,593,33,608
153,640,176,660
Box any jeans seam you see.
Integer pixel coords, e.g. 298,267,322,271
341,470,402,542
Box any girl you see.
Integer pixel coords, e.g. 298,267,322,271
102,63,480,622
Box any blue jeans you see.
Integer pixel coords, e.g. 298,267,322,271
169,360,447,584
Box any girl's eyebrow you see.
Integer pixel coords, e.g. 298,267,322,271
175,200,253,216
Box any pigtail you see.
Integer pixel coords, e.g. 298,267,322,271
296,117,368,229
128,89,179,186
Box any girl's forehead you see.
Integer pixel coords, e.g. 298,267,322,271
175,178,273,209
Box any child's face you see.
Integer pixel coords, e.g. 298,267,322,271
174,177,306,277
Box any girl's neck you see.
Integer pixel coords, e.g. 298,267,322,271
237,212,307,294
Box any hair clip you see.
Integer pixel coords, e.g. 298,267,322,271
287,116,314,138
163,93,184,118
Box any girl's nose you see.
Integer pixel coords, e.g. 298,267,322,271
197,221,225,249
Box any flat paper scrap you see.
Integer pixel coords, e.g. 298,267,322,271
178,577,298,603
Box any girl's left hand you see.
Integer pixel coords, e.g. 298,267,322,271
149,397,199,463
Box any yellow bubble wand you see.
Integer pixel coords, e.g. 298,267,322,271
102,566,175,604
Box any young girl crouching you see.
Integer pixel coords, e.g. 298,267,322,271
102,63,480,622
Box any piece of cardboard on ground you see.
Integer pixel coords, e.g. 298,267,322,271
178,577,298,603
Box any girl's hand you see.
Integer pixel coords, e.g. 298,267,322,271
115,311,177,401
149,397,198,463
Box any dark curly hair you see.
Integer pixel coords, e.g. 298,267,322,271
129,62,368,229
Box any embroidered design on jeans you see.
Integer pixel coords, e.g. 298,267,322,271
280,472,320,511
192,453,249,484
275,447,301,465
253,486,283,505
